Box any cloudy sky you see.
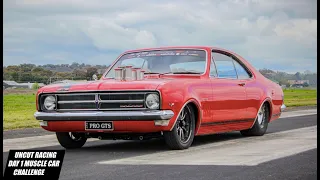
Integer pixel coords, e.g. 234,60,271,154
4,0,317,73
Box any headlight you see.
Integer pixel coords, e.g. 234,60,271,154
43,96,56,110
145,94,160,109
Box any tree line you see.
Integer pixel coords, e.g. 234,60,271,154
3,63,110,84
259,69,317,87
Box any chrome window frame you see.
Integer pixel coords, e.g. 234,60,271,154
209,50,254,80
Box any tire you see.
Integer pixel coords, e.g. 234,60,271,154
240,103,269,136
164,104,196,150
56,132,87,149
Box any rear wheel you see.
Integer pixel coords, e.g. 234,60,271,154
56,132,87,149
240,103,269,136
164,104,196,150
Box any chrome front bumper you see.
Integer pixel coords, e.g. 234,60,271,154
281,104,286,112
34,110,174,121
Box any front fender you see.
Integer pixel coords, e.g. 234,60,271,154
157,81,203,131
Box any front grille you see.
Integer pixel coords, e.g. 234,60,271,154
39,91,159,111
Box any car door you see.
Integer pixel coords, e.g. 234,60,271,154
232,57,257,120
209,51,248,123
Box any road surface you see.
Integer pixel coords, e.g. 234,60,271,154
3,109,317,180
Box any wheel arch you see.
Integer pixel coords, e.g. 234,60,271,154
249,97,273,128
170,98,202,134
264,100,272,122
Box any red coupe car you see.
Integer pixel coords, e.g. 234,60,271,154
34,46,286,150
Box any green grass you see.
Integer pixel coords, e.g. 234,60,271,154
283,88,317,107
3,88,317,130
4,93,39,130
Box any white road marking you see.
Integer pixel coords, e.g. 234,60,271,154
97,126,317,166
279,109,317,119
3,109,317,152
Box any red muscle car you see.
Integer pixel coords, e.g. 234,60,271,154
34,46,286,150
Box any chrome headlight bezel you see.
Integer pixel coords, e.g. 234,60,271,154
145,93,160,109
42,95,56,111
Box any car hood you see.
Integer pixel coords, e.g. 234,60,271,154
39,79,173,93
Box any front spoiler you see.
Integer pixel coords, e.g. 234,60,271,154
34,110,174,121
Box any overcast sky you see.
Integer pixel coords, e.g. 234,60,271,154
4,0,317,73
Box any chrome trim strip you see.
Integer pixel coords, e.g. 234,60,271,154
56,108,150,111
99,108,149,111
209,50,255,80
99,100,144,103
34,110,174,121
57,109,99,111
58,100,95,104
57,93,96,96
99,92,147,95
210,48,255,79
55,92,149,96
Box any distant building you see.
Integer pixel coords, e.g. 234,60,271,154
19,82,45,89
3,81,45,89
51,79,87,84
3,81,25,89
288,80,309,85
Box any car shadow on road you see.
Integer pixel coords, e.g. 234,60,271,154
67,131,245,153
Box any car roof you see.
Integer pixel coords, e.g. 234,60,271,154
124,46,233,53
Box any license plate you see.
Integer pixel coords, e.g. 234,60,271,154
85,121,113,131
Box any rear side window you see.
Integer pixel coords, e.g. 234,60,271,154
212,52,237,78
233,60,251,79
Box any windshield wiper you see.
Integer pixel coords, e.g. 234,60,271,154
144,72,172,75
144,72,201,75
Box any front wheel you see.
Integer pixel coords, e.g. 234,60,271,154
163,104,196,150
56,132,87,149
240,103,269,136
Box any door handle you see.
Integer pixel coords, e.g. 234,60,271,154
238,82,246,86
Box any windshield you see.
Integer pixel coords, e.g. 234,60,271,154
105,49,207,78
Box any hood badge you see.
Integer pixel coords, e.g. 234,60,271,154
57,88,69,91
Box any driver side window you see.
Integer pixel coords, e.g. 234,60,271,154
233,59,251,79
212,52,237,79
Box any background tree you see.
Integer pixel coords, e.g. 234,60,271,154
86,67,98,80
294,72,302,80
32,82,40,89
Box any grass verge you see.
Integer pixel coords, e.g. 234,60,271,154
4,91,39,130
283,88,317,107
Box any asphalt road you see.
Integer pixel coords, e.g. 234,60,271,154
3,112,317,180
